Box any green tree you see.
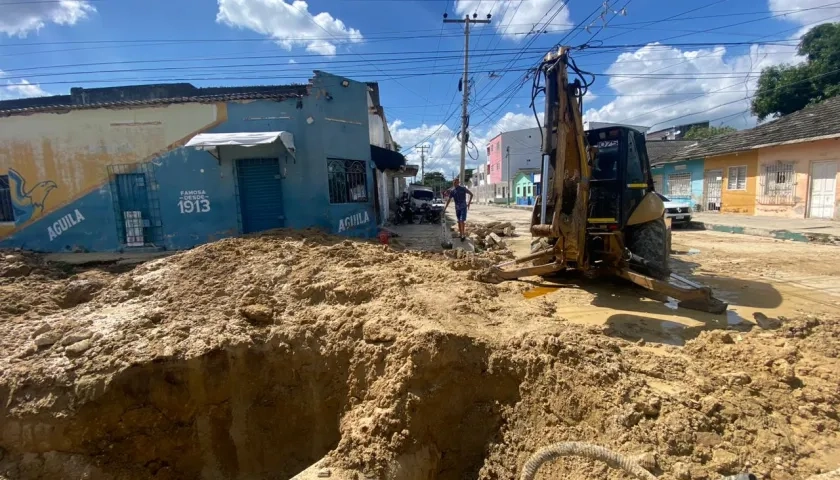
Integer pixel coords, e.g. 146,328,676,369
683,125,737,140
392,141,402,151
751,22,840,121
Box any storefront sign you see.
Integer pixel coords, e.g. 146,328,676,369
338,211,370,233
48,209,85,241
178,190,211,214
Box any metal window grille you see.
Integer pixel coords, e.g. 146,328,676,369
328,158,368,204
727,165,747,191
107,162,164,248
667,172,692,197
758,162,795,205
0,175,13,222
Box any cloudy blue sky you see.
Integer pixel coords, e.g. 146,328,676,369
1,0,838,173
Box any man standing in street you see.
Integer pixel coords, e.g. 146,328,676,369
444,178,473,242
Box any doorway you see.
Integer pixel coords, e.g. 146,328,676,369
236,158,285,233
809,161,837,219
108,163,164,248
703,169,723,212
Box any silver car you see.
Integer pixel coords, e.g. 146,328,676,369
658,193,693,225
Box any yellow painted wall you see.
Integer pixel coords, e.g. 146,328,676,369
704,150,758,215
757,138,840,219
0,103,226,228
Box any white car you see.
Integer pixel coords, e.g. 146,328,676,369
658,193,693,225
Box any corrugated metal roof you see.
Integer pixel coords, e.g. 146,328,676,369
646,140,697,165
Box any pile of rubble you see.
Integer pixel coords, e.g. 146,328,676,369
459,221,517,250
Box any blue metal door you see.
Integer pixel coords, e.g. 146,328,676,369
236,158,285,233
115,173,152,246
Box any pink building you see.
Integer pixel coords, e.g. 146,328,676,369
486,134,503,184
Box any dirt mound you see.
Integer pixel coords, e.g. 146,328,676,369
0,231,838,480
0,251,119,360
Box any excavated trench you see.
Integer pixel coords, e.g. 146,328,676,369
0,330,533,480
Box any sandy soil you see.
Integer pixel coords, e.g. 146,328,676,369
0,218,838,480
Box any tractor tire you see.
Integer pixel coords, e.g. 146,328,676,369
628,217,670,280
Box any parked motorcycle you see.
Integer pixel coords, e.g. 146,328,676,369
393,194,414,225
418,203,443,224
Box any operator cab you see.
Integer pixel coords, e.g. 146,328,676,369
586,126,654,230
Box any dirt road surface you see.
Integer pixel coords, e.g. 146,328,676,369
1,217,839,480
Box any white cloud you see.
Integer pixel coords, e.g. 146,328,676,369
216,0,363,56
389,111,543,175
0,78,48,100
583,42,801,130
454,0,572,39
769,0,840,26
0,0,95,37
580,0,840,131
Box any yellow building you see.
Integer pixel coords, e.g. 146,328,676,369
702,151,759,215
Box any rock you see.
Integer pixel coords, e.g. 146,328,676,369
710,450,740,474
672,462,691,480
637,337,646,346
31,323,52,338
700,396,722,416
34,331,62,347
61,330,93,346
754,312,782,330
696,432,723,447
705,331,735,344
485,234,497,246
642,397,661,417
503,226,515,236
722,371,752,386
54,279,106,308
239,304,273,323
65,339,92,356
489,233,504,246
0,262,32,278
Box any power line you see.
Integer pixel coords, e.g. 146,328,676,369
641,66,840,129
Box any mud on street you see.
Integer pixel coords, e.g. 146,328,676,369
1,206,839,480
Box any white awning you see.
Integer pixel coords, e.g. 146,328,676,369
185,131,296,157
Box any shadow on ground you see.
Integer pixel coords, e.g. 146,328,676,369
519,265,779,346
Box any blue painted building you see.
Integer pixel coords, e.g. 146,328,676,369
647,140,704,209
0,72,401,253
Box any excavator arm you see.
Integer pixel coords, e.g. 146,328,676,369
484,47,728,315
530,47,591,269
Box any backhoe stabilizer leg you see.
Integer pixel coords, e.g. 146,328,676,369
620,269,728,314
490,262,565,281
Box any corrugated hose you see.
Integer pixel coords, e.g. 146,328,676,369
520,442,840,480
519,442,657,480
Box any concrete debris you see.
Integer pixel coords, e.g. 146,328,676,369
754,312,782,330
463,221,516,251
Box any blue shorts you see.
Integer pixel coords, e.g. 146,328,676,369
455,205,467,222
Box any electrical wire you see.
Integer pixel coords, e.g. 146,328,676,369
644,66,840,130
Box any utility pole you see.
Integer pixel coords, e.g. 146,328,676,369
418,145,429,185
506,145,511,206
444,13,491,184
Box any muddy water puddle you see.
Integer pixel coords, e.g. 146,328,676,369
521,272,830,346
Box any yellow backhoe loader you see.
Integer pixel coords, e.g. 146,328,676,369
486,46,727,314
